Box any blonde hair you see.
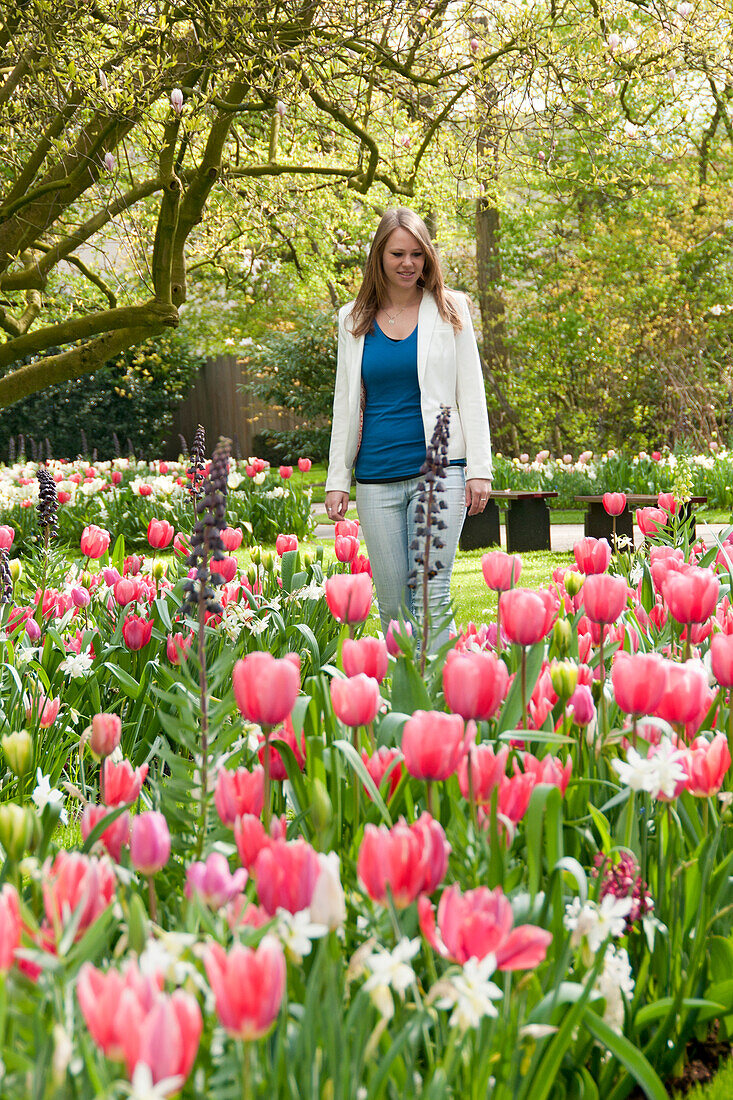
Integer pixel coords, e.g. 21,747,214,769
348,207,462,338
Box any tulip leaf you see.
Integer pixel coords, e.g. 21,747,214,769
280,549,298,593
498,730,573,745
581,1007,667,1100
103,661,143,700
376,711,410,749
497,642,545,732
154,597,171,632
333,738,392,825
269,736,311,835
289,623,321,672
390,656,432,714
111,533,126,572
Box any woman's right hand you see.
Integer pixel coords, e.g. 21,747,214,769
325,491,350,522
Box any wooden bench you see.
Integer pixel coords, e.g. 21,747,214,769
575,494,707,543
460,490,559,553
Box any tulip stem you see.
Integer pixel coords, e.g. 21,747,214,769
520,647,527,729
496,601,502,654
352,726,360,833
466,747,478,833
728,690,733,760
263,728,272,833
598,630,607,741
147,875,157,923
242,1040,252,1100
683,629,691,663
427,780,435,818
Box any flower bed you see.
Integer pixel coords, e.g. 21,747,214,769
1,465,733,1097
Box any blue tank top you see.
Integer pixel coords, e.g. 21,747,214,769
354,323,426,483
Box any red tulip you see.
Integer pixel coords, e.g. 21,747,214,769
711,633,733,686
166,631,193,664
102,757,149,805
361,746,403,800
636,507,667,538
258,716,306,780
573,537,612,575
210,555,238,583
234,813,287,871
254,837,320,915
334,534,359,563
204,937,285,1040
298,457,312,472
335,518,359,537
330,674,380,727
581,574,628,624
43,852,116,940
499,587,555,645
342,637,389,683
214,765,265,827
138,483,153,496
350,553,372,576
657,492,678,515
481,550,522,591
147,518,174,549
602,493,626,516
279,465,293,479
80,524,111,559
81,804,131,862
130,811,171,875
401,710,471,781
173,532,191,557
357,821,427,908
663,566,719,625
122,613,153,650
220,526,244,552
324,572,372,624
233,652,300,726
684,734,731,796
655,660,710,726
457,744,508,802
275,533,298,556
0,525,15,550
0,884,21,971
611,652,667,715
442,649,509,721
90,713,121,758
418,884,552,970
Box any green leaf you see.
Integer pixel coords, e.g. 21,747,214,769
582,1007,667,1100
390,656,432,713
499,729,573,745
280,549,298,593
103,661,143,700
497,641,545,732
334,738,392,825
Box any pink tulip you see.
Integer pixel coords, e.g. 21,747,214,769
25,690,60,728
412,812,451,894
0,525,15,550
663,566,719,625
335,519,359,537
70,584,90,608
568,683,595,726
519,753,572,795
220,526,244,552
204,937,286,1040
401,710,472,781
499,587,556,645
185,852,247,909
130,811,171,875
418,884,552,970
122,614,153,650
0,884,21,971
77,960,162,1064
275,533,298,556
210,554,238,583
279,465,293,479
602,493,626,517
357,821,428,908
657,492,678,515
232,651,300,726
361,747,404,800
684,734,731,796
330,674,380,726
298,457,312,472
120,989,202,1089
457,744,508,802
234,813,287,871
102,757,148,805
81,804,131,862
497,770,536,823
324,572,372,624
342,637,389,683
334,534,359,563
573,537,612,575
89,713,121,758
655,661,710,727
254,838,320,915
351,553,372,576
611,652,667,715
80,524,111,559
258,716,306,780
214,765,265,827
147,518,174,549
166,631,193,664
43,852,116,940
711,633,733,686
442,649,509,720
385,618,413,655
582,574,628,624
636,507,668,538
481,550,522,591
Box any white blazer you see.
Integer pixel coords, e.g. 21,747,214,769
325,289,493,493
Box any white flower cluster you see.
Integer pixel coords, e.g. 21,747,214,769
564,895,633,954
611,737,686,800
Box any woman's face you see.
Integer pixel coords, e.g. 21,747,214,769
381,227,425,296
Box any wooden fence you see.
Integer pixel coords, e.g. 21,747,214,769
164,354,300,460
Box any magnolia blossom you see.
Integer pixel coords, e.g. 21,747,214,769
362,938,420,1019
612,737,687,800
564,895,633,953
433,955,503,1031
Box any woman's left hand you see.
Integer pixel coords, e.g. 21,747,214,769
465,478,492,516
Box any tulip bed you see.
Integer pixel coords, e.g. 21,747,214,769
4,470,733,1099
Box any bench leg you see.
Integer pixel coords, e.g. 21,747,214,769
460,501,501,551
584,502,635,546
506,498,551,553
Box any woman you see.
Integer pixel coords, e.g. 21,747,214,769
325,207,492,650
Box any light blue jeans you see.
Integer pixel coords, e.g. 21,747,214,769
355,466,466,652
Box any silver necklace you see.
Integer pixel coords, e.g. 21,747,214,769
383,301,412,326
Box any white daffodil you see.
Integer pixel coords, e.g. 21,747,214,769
434,955,503,1031
363,938,420,1020
125,1062,183,1099
612,737,686,800
31,769,68,824
58,652,94,678
564,895,633,953
276,909,328,963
